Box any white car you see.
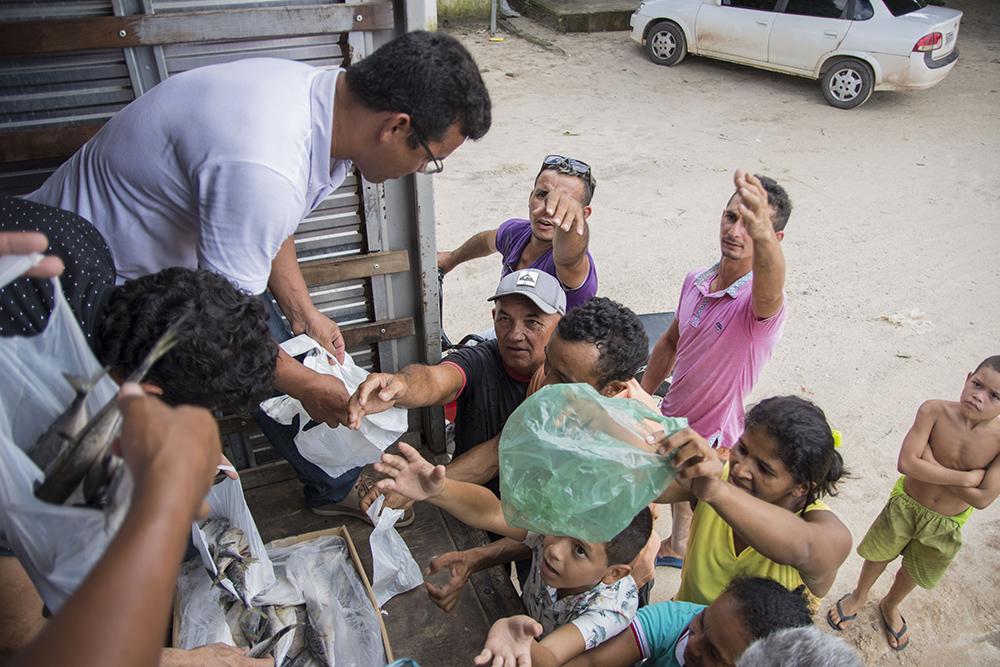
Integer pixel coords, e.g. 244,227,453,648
630,0,962,108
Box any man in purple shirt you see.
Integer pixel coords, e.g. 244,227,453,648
640,170,792,569
437,155,598,311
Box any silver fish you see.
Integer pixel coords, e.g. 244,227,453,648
303,612,329,665
34,312,189,505
27,371,105,471
248,622,296,659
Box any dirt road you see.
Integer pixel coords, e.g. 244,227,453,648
433,3,999,663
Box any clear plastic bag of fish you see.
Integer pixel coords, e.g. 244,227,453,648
499,383,686,543
177,534,387,666
261,334,407,478
191,478,275,608
0,280,126,612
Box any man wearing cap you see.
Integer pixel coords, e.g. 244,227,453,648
437,155,598,311
313,269,565,520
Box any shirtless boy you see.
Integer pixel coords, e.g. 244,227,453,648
827,356,1000,651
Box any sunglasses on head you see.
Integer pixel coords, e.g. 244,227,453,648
540,154,596,193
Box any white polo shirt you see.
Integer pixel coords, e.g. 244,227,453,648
26,58,351,294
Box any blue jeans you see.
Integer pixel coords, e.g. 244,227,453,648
254,294,363,506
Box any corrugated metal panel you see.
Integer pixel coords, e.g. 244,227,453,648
0,1,113,20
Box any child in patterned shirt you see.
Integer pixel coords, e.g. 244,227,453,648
375,443,651,666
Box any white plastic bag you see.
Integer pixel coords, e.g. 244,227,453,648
367,495,422,607
190,476,275,605
175,560,236,650
260,334,407,478
0,280,125,612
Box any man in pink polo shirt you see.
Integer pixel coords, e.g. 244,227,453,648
640,169,792,567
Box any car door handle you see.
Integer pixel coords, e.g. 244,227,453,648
824,31,839,37
756,20,769,26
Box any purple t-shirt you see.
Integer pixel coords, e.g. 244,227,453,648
495,218,598,311
660,264,787,449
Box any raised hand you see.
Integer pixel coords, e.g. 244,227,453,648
374,442,446,501
347,372,407,429
474,615,542,667
425,550,474,612
541,188,587,236
654,427,724,496
733,170,774,242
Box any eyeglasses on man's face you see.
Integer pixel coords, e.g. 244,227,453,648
413,126,445,175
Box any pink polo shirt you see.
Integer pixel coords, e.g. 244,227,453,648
660,264,786,448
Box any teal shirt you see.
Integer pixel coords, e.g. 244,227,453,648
632,601,705,666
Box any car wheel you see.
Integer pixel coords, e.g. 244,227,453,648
821,59,874,109
645,21,686,67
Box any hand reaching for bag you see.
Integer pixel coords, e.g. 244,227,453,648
474,615,542,667
374,442,445,502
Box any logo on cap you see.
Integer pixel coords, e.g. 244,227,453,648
515,270,539,288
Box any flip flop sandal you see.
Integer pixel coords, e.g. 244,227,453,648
880,605,910,652
655,555,683,568
826,594,858,632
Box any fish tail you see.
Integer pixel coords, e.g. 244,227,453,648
62,369,107,395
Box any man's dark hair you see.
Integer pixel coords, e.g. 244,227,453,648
725,577,812,641
604,507,652,566
556,297,648,389
754,174,793,232
744,396,847,511
975,355,1000,374
345,30,491,147
97,268,277,414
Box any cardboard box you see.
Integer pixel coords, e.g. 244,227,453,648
174,525,394,663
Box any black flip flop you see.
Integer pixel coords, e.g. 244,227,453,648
826,594,857,632
880,604,909,652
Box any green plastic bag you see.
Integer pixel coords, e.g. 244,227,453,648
499,383,686,543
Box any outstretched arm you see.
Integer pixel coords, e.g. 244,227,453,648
347,362,464,429
544,189,592,290
898,402,985,487
735,170,786,320
562,628,642,667
375,443,527,540
640,318,679,395
446,434,501,484
438,229,498,274
476,618,587,667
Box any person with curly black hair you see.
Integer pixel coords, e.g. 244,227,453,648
26,30,491,431
491,576,812,667
654,396,852,610
97,268,277,414
0,197,277,414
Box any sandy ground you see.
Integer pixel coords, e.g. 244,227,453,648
432,3,1000,664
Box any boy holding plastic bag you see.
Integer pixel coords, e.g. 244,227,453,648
375,442,652,667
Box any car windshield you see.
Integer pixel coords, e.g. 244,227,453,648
883,0,927,16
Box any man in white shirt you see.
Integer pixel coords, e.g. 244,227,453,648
26,30,491,431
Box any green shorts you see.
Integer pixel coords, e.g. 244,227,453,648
857,477,973,589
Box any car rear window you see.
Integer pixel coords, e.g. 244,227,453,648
882,0,927,16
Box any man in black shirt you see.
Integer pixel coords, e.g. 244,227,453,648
312,269,565,519
0,196,277,414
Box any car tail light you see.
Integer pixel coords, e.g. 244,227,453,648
913,33,943,52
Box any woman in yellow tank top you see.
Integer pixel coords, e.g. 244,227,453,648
653,396,852,606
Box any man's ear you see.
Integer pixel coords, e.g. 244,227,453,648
378,112,412,144
775,230,785,242
139,382,163,397
601,563,632,585
583,205,592,220
599,380,629,398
